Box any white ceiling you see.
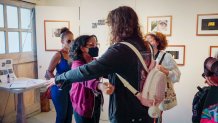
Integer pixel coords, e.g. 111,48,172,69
35,0,80,6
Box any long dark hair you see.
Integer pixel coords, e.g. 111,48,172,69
107,6,143,44
69,35,97,61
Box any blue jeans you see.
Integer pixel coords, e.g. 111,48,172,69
51,85,73,123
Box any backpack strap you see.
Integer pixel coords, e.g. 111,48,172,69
116,74,139,95
120,42,154,72
115,42,154,95
155,50,160,60
159,52,166,65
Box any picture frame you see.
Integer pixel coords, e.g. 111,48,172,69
209,46,218,57
44,20,70,51
165,45,186,66
147,16,172,36
196,13,218,36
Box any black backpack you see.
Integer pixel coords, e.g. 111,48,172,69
192,86,210,123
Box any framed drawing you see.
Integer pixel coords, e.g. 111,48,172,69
196,13,218,36
210,46,218,57
44,20,70,51
147,16,172,36
165,45,185,66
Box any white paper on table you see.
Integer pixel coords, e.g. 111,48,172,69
9,79,47,89
9,82,28,89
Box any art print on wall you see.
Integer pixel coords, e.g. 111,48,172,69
147,16,172,36
44,20,70,51
210,46,218,57
197,14,218,36
165,45,185,66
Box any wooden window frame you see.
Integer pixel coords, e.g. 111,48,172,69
0,0,36,64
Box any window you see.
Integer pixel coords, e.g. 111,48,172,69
0,4,3,27
6,6,18,28
0,31,5,54
0,1,35,55
22,32,32,52
21,8,31,29
8,32,20,53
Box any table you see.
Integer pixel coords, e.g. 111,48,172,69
0,78,47,123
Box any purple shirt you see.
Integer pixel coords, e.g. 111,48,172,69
70,60,100,118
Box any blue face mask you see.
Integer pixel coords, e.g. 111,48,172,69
88,47,99,57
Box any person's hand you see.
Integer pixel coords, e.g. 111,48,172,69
45,78,62,88
45,78,55,88
98,82,115,95
156,65,169,75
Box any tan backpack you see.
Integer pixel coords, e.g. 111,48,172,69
116,42,167,109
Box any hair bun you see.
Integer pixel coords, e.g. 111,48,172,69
54,27,69,37
60,27,69,34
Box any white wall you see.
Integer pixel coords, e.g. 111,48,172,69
35,6,79,79
35,0,218,123
136,0,218,122
79,0,136,56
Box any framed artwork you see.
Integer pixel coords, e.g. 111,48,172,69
147,16,172,36
165,45,185,66
44,20,70,51
196,13,218,36
210,46,218,57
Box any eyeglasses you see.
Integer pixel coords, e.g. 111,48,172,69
86,43,100,48
67,40,73,44
202,73,206,78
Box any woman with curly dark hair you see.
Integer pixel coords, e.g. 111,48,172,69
145,32,181,122
145,32,180,81
48,6,154,123
69,35,114,123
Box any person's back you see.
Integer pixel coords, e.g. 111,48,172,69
105,38,152,122
52,6,155,123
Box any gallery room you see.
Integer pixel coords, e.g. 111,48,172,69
0,0,218,123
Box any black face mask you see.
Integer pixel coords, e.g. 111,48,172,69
88,47,99,57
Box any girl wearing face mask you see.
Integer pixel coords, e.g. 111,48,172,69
145,32,180,80
145,32,181,122
69,35,114,123
45,27,74,123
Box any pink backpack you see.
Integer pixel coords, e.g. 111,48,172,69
116,42,167,108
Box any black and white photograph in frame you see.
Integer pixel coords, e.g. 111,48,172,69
165,45,185,66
